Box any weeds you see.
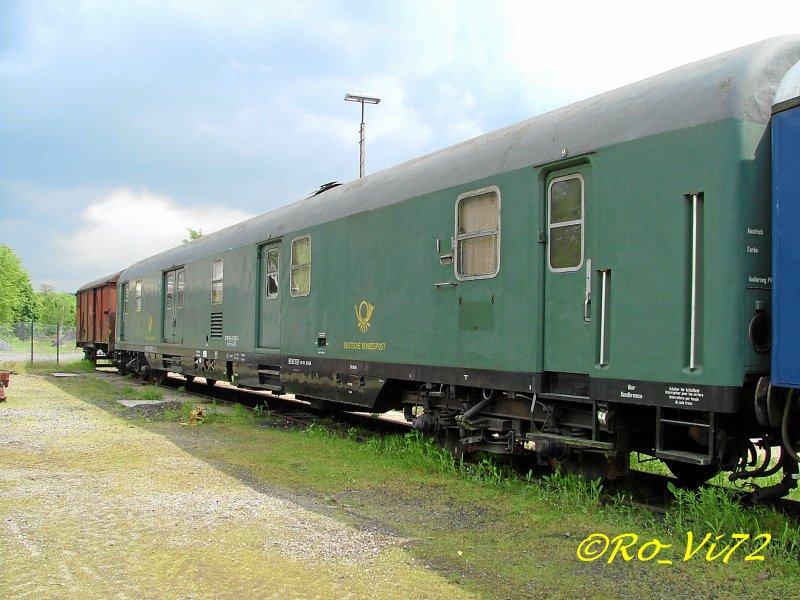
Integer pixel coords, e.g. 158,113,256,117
540,469,603,512
304,421,336,441
0,357,97,375
227,403,254,426
663,481,800,560
119,384,164,401
162,401,193,422
366,430,458,476
137,387,164,401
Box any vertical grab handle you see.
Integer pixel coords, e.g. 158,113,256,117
584,259,592,322
599,269,610,366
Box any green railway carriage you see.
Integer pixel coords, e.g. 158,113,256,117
113,37,800,491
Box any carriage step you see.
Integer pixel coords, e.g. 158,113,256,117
654,449,712,466
525,432,614,451
537,392,592,404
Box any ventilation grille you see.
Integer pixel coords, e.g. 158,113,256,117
210,312,223,338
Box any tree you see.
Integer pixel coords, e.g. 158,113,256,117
182,228,203,244
37,285,76,325
0,244,37,323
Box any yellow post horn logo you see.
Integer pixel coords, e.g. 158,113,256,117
355,300,375,333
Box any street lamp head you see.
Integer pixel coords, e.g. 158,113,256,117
345,93,381,104
344,92,381,178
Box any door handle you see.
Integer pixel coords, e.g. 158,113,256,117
584,259,592,322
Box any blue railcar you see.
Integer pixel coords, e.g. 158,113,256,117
773,62,800,388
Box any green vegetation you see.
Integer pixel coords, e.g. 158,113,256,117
29,366,800,598
0,245,77,326
664,482,799,558
182,227,203,244
0,244,37,323
632,451,800,502
9,360,168,412
36,284,77,325
120,385,165,401
0,324,77,359
2,358,95,374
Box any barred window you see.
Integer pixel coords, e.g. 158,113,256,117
548,175,584,271
211,259,224,304
122,283,129,314
455,187,501,279
291,236,311,297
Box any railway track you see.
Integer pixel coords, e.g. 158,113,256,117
156,372,411,436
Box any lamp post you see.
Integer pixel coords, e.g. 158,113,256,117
345,93,380,178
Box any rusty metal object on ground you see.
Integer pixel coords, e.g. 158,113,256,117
0,370,10,401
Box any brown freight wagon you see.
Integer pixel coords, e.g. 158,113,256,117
75,272,120,363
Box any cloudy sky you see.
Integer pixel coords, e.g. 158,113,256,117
2,0,799,292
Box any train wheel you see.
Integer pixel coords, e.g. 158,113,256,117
184,375,195,383
155,371,168,386
664,460,719,488
436,428,466,460
205,378,217,387
550,453,624,482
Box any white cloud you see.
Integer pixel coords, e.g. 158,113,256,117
503,1,800,108
51,188,254,278
6,0,800,294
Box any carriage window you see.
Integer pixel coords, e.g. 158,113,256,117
211,259,224,304
122,283,129,313
548,175,584,271
176,270,185,308
266,248,279,299
165,271,175,310
291,236,311,297
134,280,142,312
455,187,501,279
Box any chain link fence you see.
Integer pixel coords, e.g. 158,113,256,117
0,322,82,364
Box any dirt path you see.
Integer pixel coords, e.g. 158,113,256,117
0,374,474,599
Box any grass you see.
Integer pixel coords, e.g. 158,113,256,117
119,385,165,401
183,423,800,597
632,451,800,502
26,364,800,598
4,358,169,410
0,337,79,357
0,356,95,374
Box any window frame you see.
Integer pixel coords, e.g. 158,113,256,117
164,268,185,310
165,271,175,310
290,235,311,297
122,282,129,314
211,259,224,305
547,173,585,273
454,185,502,281
134,280,142,312
176,269,185,309
265,247,279,300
